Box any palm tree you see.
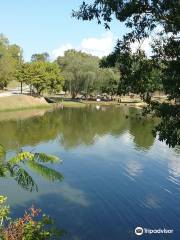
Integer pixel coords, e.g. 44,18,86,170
0,145,63,192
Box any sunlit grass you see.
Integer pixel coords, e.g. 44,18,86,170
0,95,50,111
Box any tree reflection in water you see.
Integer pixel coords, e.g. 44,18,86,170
0,106,157,152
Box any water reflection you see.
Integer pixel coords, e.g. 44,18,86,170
0,106,156,151
125,160,143,178
144,194,160,209
168,155,180,185
57,182,90,207
0,108,48,122
0,106,180,240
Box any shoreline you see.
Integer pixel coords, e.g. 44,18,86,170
58,100,146,109
0,94,150,112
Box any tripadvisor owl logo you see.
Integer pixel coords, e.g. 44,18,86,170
135,227,143,236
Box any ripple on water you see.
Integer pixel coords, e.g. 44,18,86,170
168,155,180,186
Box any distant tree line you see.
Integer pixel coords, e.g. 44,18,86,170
56,49,120,98
0,34,22,90
0,33,164,100
0,34,121,98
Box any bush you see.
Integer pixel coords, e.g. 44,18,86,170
0,196,65,240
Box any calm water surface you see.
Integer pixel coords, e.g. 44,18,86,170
0,106,180,240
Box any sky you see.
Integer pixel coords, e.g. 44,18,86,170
0,0,154,61
0,0,129,61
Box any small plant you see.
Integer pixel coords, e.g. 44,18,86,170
0,196,10,227
0,196,65,240
0,145,64,192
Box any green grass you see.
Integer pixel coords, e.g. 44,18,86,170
60,100,120,107
59,100,144,108
61,101,86,108
83,100,118,106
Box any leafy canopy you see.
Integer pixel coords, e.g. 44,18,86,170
0,34,22,89
16,61,64,95
31,52,49,62
56,49,120,98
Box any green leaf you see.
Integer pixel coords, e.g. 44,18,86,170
34,153,60,163
8,164,38,192
27,161,64,182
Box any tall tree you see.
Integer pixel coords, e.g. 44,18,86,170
96,68,120,96
16,62,64,95
0,34,22,90
56,50,100,98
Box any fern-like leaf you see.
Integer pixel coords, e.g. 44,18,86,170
8,164,38,192
33,153,60,163
27,161,64,182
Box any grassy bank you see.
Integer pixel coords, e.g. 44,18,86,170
60,101,86,107
51,94,146,108
57,100,118,107
0,95,50,112
59,101,146,110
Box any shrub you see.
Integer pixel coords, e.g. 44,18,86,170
0,196,65,240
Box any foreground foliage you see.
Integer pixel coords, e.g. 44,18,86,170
0,145,63,191
0,146,65,239
0,196,64,240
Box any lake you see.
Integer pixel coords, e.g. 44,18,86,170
0,106,180,239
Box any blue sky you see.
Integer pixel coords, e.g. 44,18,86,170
0,0,128,60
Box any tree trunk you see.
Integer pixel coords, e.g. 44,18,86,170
71,92,76,99
20,81,23,94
